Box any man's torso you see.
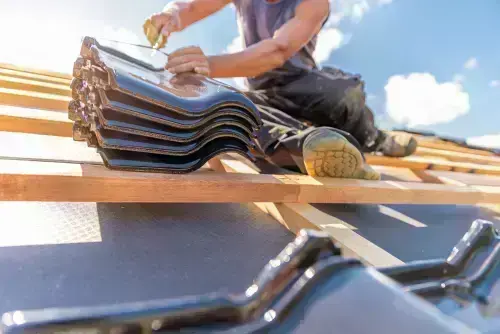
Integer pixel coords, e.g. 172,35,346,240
232,0,322,90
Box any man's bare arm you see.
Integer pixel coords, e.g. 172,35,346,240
144,0,231,48
206,0,329,78
172,0,232,31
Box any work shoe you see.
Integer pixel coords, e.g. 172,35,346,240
380,132,418,157
303,128,380,180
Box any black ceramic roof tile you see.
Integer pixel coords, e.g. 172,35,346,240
97,138,254,174
95,107,255,142
71,98,256,143
92,123,254,156
78,37,262,126
96,88,260,130
69,36,262,173
5,221,499,333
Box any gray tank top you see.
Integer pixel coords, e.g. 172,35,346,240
232,0,326,90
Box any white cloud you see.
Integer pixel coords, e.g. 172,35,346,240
313,28,347,64
453,74,466,84
222,0,396,86
351,1,370,23
326,13,346,27
464,57,478,70
225,35,243,54
328,0,395,26
490,80,500,88
385,72,470,127
467,134,500,150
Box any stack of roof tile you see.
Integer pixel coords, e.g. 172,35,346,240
68,37,262,173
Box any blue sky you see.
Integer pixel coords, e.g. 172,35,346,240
1,0,498,147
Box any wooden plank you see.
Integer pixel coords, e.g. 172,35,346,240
0,131,101,164
0,68,71,85
0,63,72,80
373,166,424,182
422,170,500,187
0,75,71,97
415,147,500,166
375,166,500,188
0,106,73,137
209,155,405,267
0,88,70,112
0,159,296,203
366,155,500,176
1,131,499,205
417,139,494,156
1,157,500,205
279,203,405,267
389,131,495,156
415,171,500,216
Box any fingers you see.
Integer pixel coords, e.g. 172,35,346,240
143,17,162,47
155,34,168,49
168,61,210,75
194,66,210,76
168,45,203,59
166,53,205,68
165,46,210,76
143,13,174,48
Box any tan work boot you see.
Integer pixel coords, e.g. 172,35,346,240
381,132,418,157
303,128,380,180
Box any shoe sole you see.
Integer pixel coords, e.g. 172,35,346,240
303,128,380,180
383,135,418,157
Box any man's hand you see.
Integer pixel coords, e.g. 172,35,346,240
143,5,182,49
143,0,231,49
165,46,211,76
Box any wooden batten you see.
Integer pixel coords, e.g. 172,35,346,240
210,155,405,267
0,156,499,205
0,65,72,84
0,108,72,137
0,75,71,97
0,88,70,112
414,147,500,166
367,155,500,176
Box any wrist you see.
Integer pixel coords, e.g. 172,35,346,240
162,2,185,32
207,56,217,77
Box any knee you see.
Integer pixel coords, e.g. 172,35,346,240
317,81,366,123
341,83,366,114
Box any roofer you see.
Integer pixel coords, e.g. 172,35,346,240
143,0,417,180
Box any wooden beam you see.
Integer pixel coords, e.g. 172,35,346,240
373,166,424,182
0,131,101,164
0,88,70,112
1,157,499,205
366,155,500,176
417,139,494,156
0,131,499,205
375,165,500,188
415,147,500,166
414,171,500,216
0,68,71,85
389,131,495,156
0,107,73,137
0,75,71,97
0,63,72,80
209,155,405,267
422,170,500,187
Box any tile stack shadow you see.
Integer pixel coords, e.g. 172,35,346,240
68,36,262,173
